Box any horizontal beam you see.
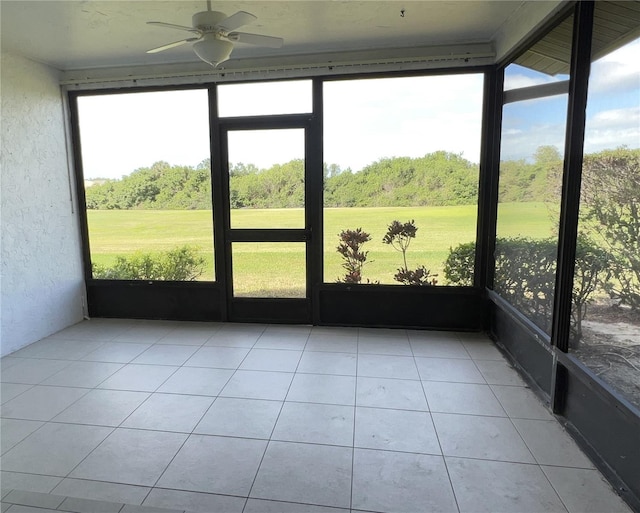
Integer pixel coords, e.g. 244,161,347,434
503,79,569,104
228,229,310,242
61,43,495,89
219,114,311,129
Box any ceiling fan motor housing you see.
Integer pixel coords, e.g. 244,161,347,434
193,11,227,32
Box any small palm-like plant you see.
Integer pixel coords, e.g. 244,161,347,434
383,220,437,286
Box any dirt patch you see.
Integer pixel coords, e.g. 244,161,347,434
572,304,640,411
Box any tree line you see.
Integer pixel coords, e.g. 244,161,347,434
84,148,566,210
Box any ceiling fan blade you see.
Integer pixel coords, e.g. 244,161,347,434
147,21,200,34
146,37,199,54
227,32,284,48
217,11,257,32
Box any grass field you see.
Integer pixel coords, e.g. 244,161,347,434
87,202,554,293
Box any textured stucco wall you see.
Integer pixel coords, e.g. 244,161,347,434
1,51,84,356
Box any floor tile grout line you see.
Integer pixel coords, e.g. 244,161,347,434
142,429,193,507
3,399,457,429
429,407,512,419
2,383,528,420
454,331,475,360
491,394,579,498
484,372,521,419
349,329,362,511
436,333,496,512
442,454,546,466
538,465,573,513
1,358,78,388
351,442,445,457
422,330,462,513
4,342,110,363
240,325,311,512
243,495,351,512
52,422,117,489
111,361,185,430
131,344,201,368
184,372,240,436
509,417,554,469
43,361,128,394
153,324,196,346
349,328,360,510
204,328,270,405
0,383,36,407
138,483,248,501
410,334,431,411
6,420,496,455
4,383,95,425
50,475,151,503
476,361,561,469
0,418,50,457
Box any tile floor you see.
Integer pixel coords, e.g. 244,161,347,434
0,319,633,513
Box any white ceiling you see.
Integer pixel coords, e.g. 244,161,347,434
0,0,564,74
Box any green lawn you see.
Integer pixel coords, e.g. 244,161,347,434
87,202,554,291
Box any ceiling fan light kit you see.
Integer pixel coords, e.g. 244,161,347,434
193,35,233,66
146,3,283,67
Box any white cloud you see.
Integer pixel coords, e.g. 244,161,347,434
589,38,640,94
498,92,569,162
582,37,639,153
502,128,523,136
584,106,640,153
500,104,640,161
500,124,566,162
590,106,639,129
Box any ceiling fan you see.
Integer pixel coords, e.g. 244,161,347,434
146,0,284,67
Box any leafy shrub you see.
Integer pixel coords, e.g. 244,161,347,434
581,147,640,309
494,237,557,332
443,241,475,286
394,265,437,286
336,228,372,284
92,245,206,281
383,220,437,286
446,236,611,337
572,234,613,338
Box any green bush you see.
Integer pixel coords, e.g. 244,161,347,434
92,245,206,281
445,236,611,337
581,147,640,309
494,237,557,332
572,234,613,338
443,241,476,286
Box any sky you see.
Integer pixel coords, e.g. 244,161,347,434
323,74,484,171
78,38,639,180
501,38,640,162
